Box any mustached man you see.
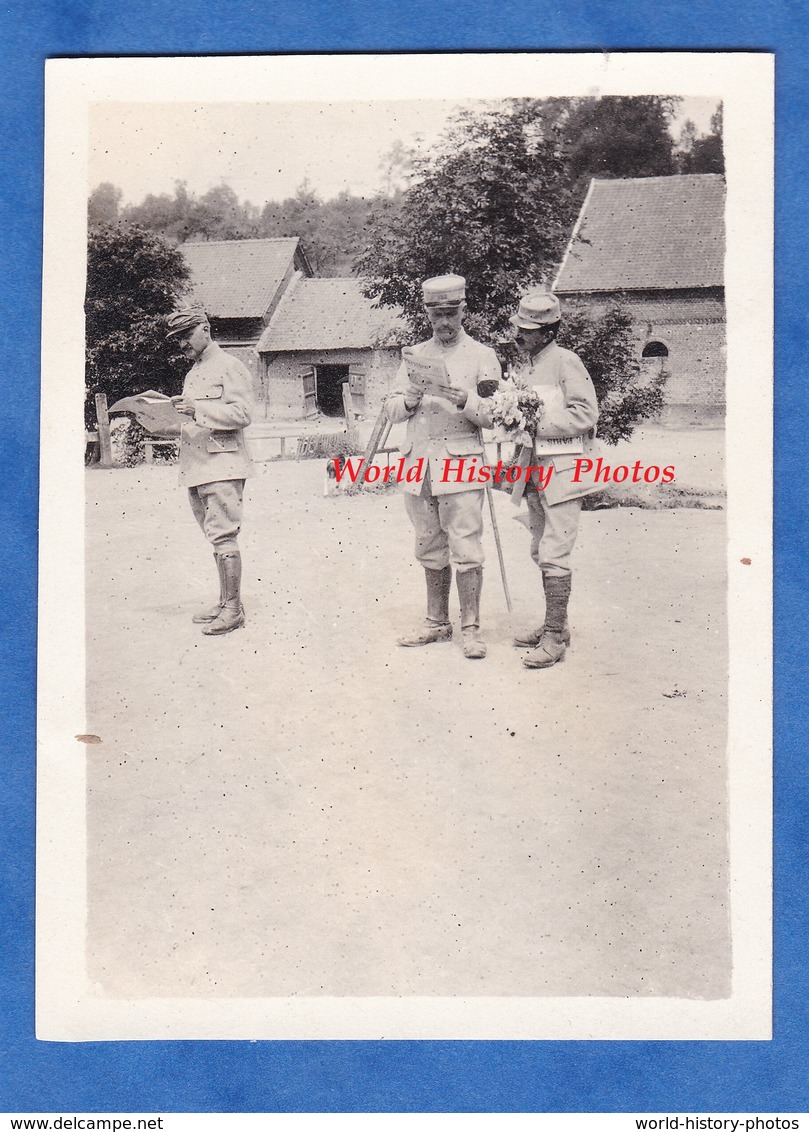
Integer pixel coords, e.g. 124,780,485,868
508,290,601,669
167,304,253,636
386,274,501,659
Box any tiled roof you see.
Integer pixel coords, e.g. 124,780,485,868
181,238,302,319
554,175,725,293
257,278,406,352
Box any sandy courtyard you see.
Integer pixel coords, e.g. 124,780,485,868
84,454,730,1000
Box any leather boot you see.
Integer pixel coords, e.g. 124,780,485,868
457,566,486,659
202,551,245,635
192,553,225,623
513,617,571,648
397,566,453,646
522,573,571,669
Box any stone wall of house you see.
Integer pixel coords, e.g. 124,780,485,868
210,319,264,385
259,347,402,420
218,343,261,384
563,289,726,427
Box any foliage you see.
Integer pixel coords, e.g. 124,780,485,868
117,177,374,276
357,100,578,345
558,304,667,445
357,98,682,441
123,181,262,243
108,416,146,467
675,103,724,174
85,224,191,424
561,96,680,199
88,182,122,229
260,183,373,275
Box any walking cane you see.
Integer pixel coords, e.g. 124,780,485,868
477,421,512,614
485,483,512,614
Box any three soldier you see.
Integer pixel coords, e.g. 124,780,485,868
164,279,598,665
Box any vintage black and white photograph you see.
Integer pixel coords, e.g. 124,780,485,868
36,53,772,1040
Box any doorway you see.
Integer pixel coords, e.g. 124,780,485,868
315,365,349,416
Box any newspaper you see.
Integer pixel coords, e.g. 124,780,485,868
107,389,184,438
401,346,449,394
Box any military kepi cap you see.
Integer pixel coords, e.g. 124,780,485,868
166,303,208,337
509,290,561,329
422,274,466,307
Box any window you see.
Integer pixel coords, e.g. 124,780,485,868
642,341,669,359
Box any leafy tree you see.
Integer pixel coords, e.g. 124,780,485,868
123,180,195,242
191,182,260,240
85,225,191,424
88,182,122,230
260,182,373,275
357,99,576,344
562,96,680,195
676,102,724,174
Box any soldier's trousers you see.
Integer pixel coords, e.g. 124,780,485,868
525,490,582,577
403,488,484,573
188,479,245,554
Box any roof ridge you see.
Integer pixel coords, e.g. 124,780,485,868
590,173,724,186
182,236,299,249
298,276,362,284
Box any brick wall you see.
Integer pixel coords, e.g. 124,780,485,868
564,289,726,427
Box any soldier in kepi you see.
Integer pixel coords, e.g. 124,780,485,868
386,274,501,659
509,290,601,670
166,304,253,636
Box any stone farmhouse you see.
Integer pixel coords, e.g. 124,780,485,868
554,174,726,427
181,237,312,383
255,276,407,422
182,238,405,423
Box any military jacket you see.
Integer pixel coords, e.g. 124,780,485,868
516,340,602,506
386,329,501,496
178,342,254,488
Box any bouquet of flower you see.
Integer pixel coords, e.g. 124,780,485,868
489,384,544,446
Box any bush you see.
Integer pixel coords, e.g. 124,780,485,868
558,304,667,445
109,416,146,466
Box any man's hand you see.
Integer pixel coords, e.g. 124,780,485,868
403,383,424,411
434,381,468,409
172,396,196,417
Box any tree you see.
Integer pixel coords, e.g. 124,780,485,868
561,95,680,200
85,225,191,424
676,102,724,174
88,182,122,230
357,99,577,344
260,182,373,275
123,180,195,242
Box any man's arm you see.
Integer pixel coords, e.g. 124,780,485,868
534,352,598,438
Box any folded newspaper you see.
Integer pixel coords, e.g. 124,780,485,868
107,390,184,438
401,347,449,395
533,435,584,456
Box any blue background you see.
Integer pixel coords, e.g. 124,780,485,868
2,0,806,1114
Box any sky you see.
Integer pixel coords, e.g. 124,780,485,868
88,96,719,208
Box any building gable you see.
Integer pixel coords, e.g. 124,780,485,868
181,237,311,321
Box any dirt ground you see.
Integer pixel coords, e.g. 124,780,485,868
85,439,730,1000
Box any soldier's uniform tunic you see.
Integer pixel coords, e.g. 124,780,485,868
387,329,501,572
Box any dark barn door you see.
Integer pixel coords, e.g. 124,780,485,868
315,364,349,416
